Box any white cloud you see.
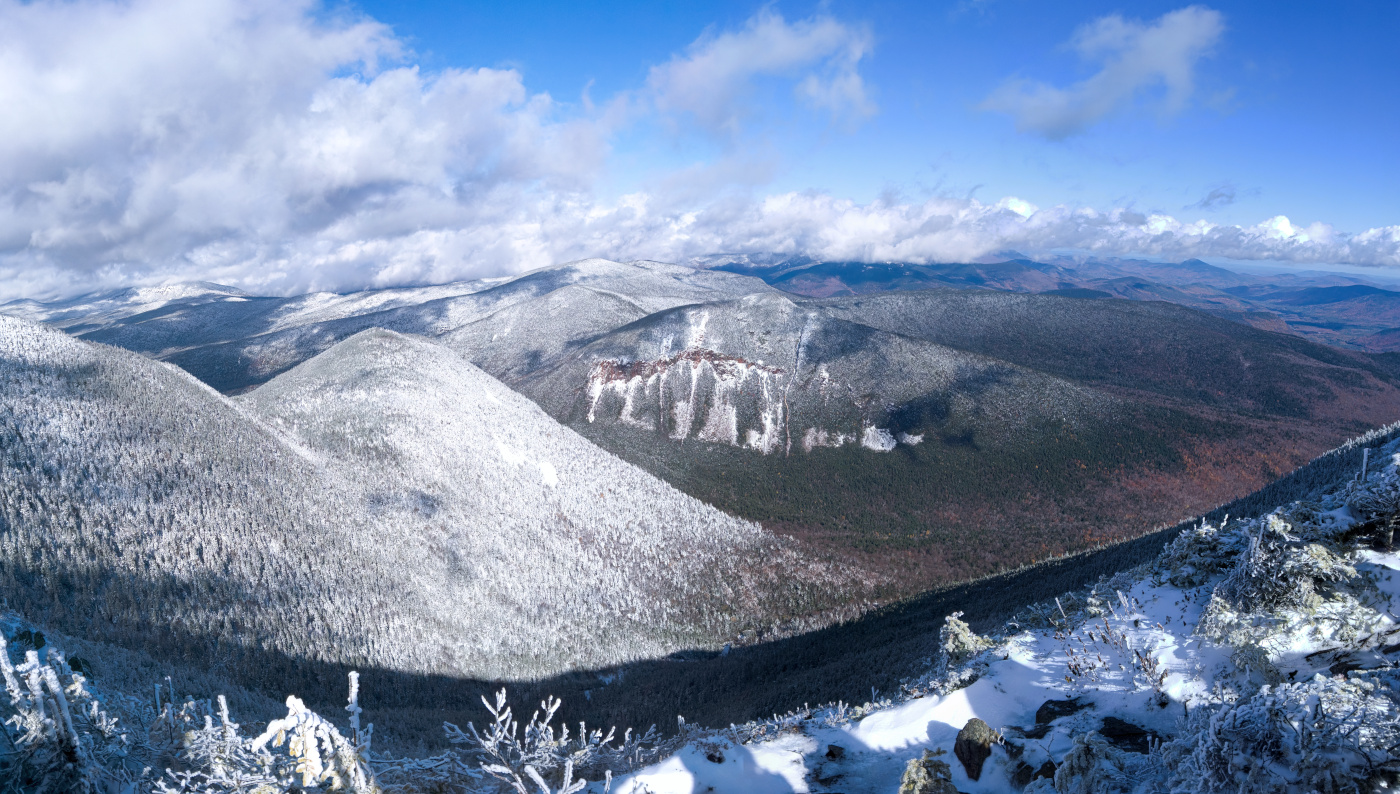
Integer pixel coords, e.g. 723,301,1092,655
0,1,1393,303
981,6,1224,138
0,0,613,299
570,195,1400,270
646,10,874,133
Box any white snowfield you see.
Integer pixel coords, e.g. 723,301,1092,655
602,443,1400,794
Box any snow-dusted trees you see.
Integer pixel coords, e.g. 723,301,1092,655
0,614,684,794
0,315,873,750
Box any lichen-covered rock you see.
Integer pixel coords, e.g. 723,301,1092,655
898,749,960,794
953,717,1001,781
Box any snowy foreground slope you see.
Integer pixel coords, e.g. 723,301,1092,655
4,427,1399,791
604,439,1400,794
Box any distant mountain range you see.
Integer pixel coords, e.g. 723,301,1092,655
6,257,1400,602
691,254,1400,352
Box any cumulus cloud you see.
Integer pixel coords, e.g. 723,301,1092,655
0,0,614,299
981,6,1224,138
0,0,1393,303
646,10,874,133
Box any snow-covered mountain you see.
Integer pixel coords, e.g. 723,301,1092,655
518,291,1107,455
4,411,1397,793
1,259,775,393
240,328,872,677
0,315,867,699
9,258,1400,599
510,285,1400,592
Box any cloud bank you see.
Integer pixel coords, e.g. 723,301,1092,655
981,6,1224,138
0,0,1393,301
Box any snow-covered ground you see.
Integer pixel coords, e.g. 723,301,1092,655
601,443,1400,794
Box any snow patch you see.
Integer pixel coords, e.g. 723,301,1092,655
495,438,526,466
861,425,897,452
538,460,559,487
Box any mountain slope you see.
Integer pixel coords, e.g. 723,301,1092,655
814,289,1400,420
0,315,406,695
240,329,872,666
439,284,652,381
512,289,1400,593
0,317,867,699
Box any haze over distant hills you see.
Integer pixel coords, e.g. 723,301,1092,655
693,254,1400,353
7,255,1400,597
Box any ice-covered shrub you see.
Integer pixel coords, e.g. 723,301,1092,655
927,612,995,694
1051,732,1136,794
0,633,143,794
1153,520,1248,587
1163,671,1400,793
1,603,686,793
1347,474,1400,546
1213,519,1354,615
443,689,674,793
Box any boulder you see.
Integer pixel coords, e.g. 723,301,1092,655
1010,760,1035,788
954,718,1002,781
1035,697,1090,724
1099,716,1156,754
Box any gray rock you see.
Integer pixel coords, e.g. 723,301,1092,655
954,718,1002,781
1099,716,1158,754
1035,697,1090,724
1010,760,1035,788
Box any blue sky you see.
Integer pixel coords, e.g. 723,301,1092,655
0,0,1395,298
355,0,1398,229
